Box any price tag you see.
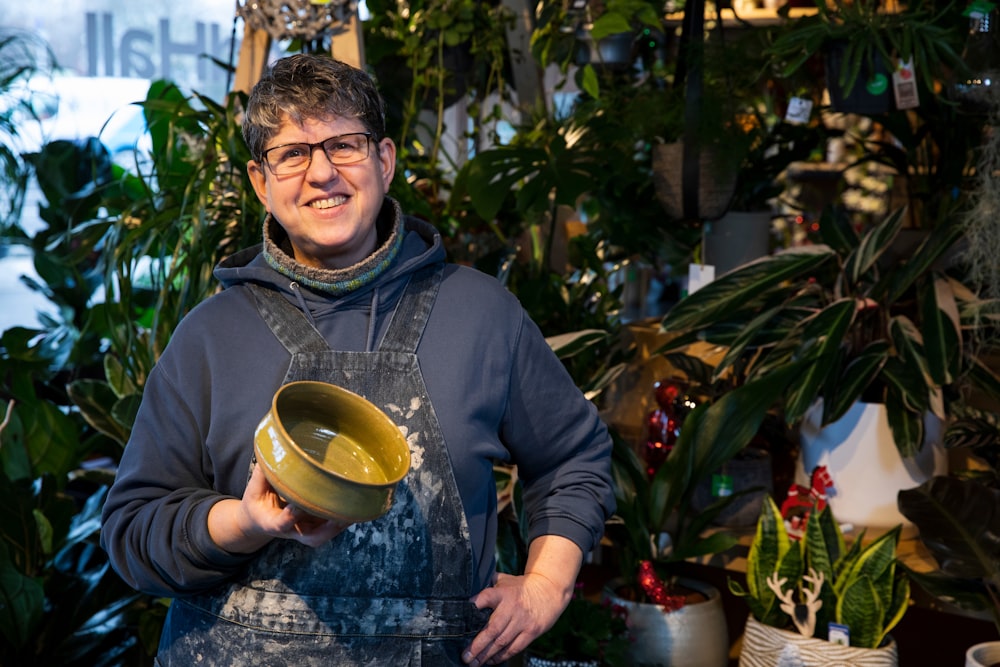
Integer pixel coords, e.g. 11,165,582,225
828,622,851,646
893,59,920,110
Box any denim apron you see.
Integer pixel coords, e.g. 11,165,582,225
155,264,489,666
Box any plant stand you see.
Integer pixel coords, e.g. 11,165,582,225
739,615,898,666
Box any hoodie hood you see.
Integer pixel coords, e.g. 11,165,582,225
215,197,446,315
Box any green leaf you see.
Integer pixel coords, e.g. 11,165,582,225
580,64,600,99
823,341,889,424
0,543,44,651
103,354,138,399
884,387,925,458
878,216,965,304
898,476,1000,583
838,574,882,648
783,299,856,423
67,379,131,446
660,247,834,333
746,496,790,601
920,277,960,387
843,207,903,286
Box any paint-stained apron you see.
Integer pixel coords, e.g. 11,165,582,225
155,264,488,665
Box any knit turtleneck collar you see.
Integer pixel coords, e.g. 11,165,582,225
262,198,404,296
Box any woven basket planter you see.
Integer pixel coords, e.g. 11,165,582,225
738,615,898,667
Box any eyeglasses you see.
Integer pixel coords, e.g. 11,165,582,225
261,132,373,175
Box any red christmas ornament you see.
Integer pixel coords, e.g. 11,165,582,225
637,561,686,612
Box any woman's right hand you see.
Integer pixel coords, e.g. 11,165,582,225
208,463,350,553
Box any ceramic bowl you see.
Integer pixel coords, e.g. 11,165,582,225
253,380,410,522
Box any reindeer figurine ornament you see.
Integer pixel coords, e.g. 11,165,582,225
765,569,826,638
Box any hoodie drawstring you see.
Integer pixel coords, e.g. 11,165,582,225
289,281,380,351
289,282,318,329
366,287,380,352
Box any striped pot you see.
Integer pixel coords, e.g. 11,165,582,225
524,658,599,667
738,615,898,667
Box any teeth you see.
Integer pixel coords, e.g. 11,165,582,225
310,196,347,209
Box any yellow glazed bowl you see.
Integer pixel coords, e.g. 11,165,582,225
253,380,411,522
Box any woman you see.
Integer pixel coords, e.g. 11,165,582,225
100,53,615,666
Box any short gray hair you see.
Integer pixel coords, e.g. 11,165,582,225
242,54,387,161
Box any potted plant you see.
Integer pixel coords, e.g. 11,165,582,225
657,205,1000,529
602,370,796,666
731,495,909,665
897,402,1000,663
765,0,966,114
0,28,57,240
525,582,631,667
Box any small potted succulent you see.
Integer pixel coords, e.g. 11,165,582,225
731,495,910,665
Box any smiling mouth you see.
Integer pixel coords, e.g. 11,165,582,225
310,195,347,209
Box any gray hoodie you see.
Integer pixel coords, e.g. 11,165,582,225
100,199,615,597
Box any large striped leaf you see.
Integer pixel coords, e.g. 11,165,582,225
660,247,834,333
783,300,856,423
822,341,889,424
843,207,904,287
884,386,925,458
877,214,965,304
920,276,961,387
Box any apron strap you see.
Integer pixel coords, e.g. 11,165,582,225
247,282,329,355
377,263,444,354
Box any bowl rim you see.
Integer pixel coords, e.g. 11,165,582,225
263,380,411,488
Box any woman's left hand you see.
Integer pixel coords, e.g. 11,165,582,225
462,535,583,666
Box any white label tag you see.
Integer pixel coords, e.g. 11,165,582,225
893,59,920,110
688,263,715,294
828,622,851,646
785,96,813,124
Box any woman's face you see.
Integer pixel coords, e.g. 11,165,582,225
248,115,396,270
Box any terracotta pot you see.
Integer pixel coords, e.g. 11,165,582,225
603,577,729,667
738,615,898,667
796,401,946,533
966,641,1000,667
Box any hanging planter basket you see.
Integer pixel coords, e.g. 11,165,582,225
651,142,737,221
237,0,357,41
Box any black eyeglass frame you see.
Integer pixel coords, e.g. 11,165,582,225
260,132,375,175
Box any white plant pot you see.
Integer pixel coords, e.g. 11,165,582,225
796,401,946,532
738,615,898,666
603,577,729,667
966,641,1000,667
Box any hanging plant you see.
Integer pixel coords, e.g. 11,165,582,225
236,0,358,42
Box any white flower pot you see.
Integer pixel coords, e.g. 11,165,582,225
796,401,946,531
603,577,729,667
738,615,898,667
966,641,1000,667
